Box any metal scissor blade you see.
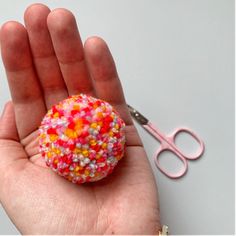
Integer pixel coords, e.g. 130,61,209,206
127,104,149,125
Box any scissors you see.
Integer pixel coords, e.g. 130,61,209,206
128,105,205,179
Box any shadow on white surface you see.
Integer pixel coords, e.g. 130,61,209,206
0,206,19,234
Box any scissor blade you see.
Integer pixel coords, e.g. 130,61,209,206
127,104,149,125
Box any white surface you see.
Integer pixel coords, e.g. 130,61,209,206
0,0,234,234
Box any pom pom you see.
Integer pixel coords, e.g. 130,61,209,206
39,94,126,184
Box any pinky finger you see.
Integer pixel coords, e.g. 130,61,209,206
84,37,133,125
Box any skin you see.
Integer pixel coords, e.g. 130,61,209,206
0,4,161,235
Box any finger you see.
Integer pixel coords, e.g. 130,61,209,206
0,102,18,141
0,21,46,139
0,102,28,170
47,9,94,95
84,37,133,125
24,4,68,109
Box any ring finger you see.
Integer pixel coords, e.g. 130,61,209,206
47,8,94,96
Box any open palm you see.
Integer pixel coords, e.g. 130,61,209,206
0,4,160,234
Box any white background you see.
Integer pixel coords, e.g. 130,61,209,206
0,0,234,234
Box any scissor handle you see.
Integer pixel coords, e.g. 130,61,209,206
143,123,205,179
154,146,188,179
169,127,205,160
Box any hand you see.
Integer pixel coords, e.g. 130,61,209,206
0,4,160,234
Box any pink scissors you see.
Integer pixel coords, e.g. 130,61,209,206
128,105,205,179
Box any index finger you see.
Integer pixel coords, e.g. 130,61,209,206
0,22,46,139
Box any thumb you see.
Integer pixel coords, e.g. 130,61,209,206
0,102,26,181
0,101,19,141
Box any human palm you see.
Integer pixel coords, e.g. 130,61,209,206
0,4,160,234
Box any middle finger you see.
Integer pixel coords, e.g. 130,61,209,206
24,4,68,109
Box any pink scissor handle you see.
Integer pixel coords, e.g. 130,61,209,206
143,123,205,179
154,145,188,179
169,127,205,160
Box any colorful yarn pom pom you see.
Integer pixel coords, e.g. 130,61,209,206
39,94,126,184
